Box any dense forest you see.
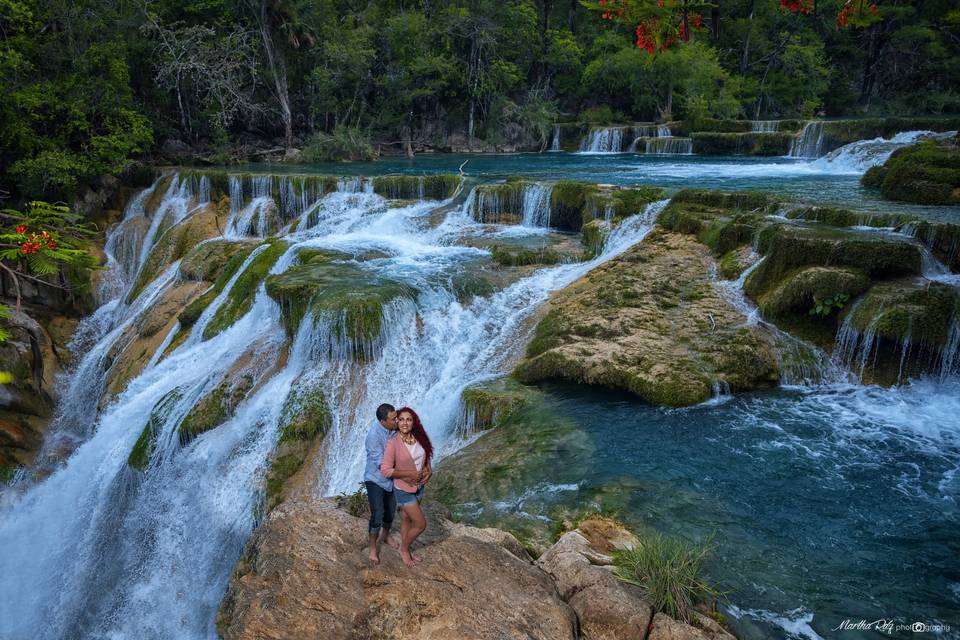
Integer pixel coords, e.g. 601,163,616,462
2,0,959,201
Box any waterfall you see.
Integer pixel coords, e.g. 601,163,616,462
712,255,847,386
810,130,956,174
789,121,825,158
644,137,693,155
0,181,666,639
550,125,560,151
656,124,671,137
521,183,553,227
578,127,625,153
752,121,779,133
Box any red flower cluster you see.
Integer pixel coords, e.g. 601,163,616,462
598,0,625,20
678,13,703,40
17,228,57,254
779,0,813,14
636,19,665,53
836,0,878,27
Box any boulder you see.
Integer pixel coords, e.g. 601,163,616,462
514,229,780,407
217,498,577,640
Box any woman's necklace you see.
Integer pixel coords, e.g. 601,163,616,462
401,433,416,445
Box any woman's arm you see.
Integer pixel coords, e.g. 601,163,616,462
380,440,418,482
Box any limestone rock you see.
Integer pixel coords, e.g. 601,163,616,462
514,229,780,406
217,498,577,640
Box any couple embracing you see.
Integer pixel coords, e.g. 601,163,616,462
364,403,434,568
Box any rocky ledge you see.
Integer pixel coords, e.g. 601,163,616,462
217,497,735,640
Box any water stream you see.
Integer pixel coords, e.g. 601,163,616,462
1,134,958,639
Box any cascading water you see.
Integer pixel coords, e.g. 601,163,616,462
550,125,560,151
644,137,693,155
751,120,779,133
578,127,625,153
0,175,666,638
520,183,553,227
788,121,825,158
810,129,957,173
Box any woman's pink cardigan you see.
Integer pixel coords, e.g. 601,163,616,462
380,437,429,493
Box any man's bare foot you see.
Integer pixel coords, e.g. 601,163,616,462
399,549,417,568
412,552,423,563
368,547,380,565
383,535,400,550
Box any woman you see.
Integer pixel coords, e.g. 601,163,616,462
380,406,433,568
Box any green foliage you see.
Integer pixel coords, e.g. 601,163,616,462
335,483,371,518
302,126,376,163
809,293,850,318
613,530,721,623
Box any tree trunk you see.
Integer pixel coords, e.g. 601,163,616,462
858,21,886,107
254,0,293,148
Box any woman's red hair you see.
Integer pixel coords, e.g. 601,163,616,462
396,406,433,466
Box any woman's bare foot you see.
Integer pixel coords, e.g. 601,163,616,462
368,547,380,565
411,551,423,563
399,548,417,568
383,535,400,550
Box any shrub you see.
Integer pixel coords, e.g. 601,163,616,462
302,126,377,162
613,530,721,623
335,483,370,518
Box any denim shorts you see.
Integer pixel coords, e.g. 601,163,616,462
394,485,424,506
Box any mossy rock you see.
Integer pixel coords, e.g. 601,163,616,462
897,220,960,271
582,219,610,259
372,174,460,200
278,385,332,444
584,186,665,224
756,266,870,318
264,251,416,361
471,182,526,223
178,374,254,443
668,189,779,212
848,280,960,346
862,140,960,205
746,223,923,301
202,240,289,339
143,174,174,218
458,377,540,434
550,181,599,231
783,205,912,229
658,196,768,257
128,203,223,302
265,384,332,510
691,132,794,156
128,388,184,471
0,463,20,483
514,230,780,407
490,245,565,267
179,239,258,282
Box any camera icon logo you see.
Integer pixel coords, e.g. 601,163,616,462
912,622,927,632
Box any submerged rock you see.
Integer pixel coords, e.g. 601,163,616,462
513,230,780,407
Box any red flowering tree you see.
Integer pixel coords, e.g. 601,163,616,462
583,0,881,54
0,201,98,311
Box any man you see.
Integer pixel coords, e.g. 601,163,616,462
364,403,400,564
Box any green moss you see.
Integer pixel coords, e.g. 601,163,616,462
658,197,766,256
264,251,416,360
691,132,794,156
783,206,912,229
180,240,256,282
278,386,332,444
128,388,184,471
850,281,960,345
668,189,778,212
863,140,960,205
746,223,923,301
490,245,564,266
178,374,254,442
582,219,610,259
459,377,538,432
371,174,460,200
202,240,288,340
0,463,19,483
756,266,870,318
265,454,303,509
550,181,599,231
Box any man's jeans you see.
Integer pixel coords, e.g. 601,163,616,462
365,481,396,535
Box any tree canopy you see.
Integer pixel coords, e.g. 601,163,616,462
1,0,959,201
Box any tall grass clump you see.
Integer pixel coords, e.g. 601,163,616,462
613,530,720,623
